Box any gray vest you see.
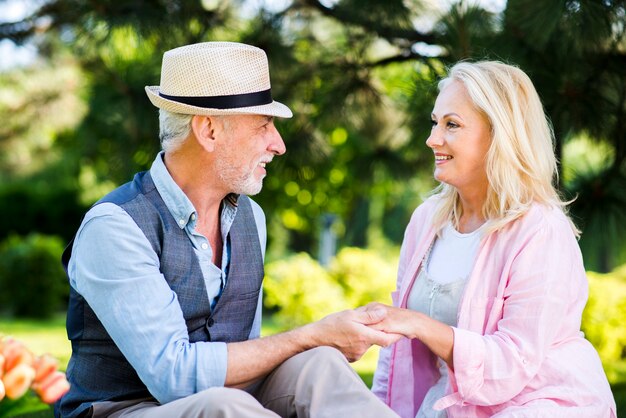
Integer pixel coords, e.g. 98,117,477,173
56,171,264,418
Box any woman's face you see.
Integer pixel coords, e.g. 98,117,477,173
426,80,491,198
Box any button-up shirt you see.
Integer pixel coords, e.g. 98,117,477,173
67,152,266,403
372,197,616,418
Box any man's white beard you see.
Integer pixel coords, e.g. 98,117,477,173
217,164,264,196
234,175,263,196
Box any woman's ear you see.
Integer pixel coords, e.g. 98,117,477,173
191,115,217,152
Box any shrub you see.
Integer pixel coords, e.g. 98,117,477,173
582,264,626,383
264,253,350,330
329,247,397,307
0,184,85,243
0,234,69,319
263,248,398,330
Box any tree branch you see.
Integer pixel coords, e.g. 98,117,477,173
296,0,438,45
367,50,434,67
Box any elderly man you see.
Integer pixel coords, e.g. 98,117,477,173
56,42,400,418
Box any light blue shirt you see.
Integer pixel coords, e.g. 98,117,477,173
67,152,266,403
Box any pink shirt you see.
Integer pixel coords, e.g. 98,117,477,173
372,197,616,418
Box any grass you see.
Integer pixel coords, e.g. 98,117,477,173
0,315,64,417
0,314,70,370
0,314,380,385
1,315,624,417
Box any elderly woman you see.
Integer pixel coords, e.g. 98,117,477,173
367,61,616,417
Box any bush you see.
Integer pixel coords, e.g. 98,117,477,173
264,253,351,330
263,248,398,330
0,234,69,319
582,264,626,383
329,247,397,307
0,184,86,244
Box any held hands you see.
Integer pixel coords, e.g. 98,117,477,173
356,303,455,367
311,308,403,362
357,302,419,339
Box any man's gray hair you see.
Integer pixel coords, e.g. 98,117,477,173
159,109,193,152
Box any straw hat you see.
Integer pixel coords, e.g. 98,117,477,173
145,42,292,118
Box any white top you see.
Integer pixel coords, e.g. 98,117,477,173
427,222,483,284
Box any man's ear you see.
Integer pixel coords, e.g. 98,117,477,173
191,115,218,152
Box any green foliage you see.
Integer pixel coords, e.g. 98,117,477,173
263,248,398,330
0,183,86,243
0,394,52,418
1,0,626,271
582,264,626,383
434,2,499,59
0,234,69,319
612,381,626,418
0,58,86,180
561,136,626,272
566,167,626,272
329,247,396,307
0,315,70,370
263,253,350,329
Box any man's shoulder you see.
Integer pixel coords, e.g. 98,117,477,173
79,202,138,238
97,172,150,207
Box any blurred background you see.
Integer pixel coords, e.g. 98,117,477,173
0,0,625,415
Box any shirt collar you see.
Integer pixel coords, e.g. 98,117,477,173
149,152,240,230
150,152,196,229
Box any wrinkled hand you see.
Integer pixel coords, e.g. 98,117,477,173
313,308,403,362
359,303,456,366
357,302,418,339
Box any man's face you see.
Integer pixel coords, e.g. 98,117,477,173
214,114,286,196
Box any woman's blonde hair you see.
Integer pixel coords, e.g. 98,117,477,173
430,61,578,235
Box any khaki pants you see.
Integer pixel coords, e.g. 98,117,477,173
91,346,399,418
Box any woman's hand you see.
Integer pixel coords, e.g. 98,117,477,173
358,302,455,367
357,302,421,339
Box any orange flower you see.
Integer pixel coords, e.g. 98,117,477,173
32,354,59,383
32,371,70,404
0,337,70,404
2,363,36,400
1,338,33,371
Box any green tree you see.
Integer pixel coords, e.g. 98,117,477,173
1,0,625,270
496,0,626,271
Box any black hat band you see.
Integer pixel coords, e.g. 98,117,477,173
159,88,272,109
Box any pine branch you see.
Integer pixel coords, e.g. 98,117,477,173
296,0,438,45
367,50,436,67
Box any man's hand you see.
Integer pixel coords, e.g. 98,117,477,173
225,306,404,387
357,302,417,338
307,308,403,362
358,302,455,367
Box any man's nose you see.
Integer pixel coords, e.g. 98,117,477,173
268,124,286,155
